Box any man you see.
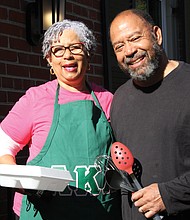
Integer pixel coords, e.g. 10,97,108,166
110,9,190,220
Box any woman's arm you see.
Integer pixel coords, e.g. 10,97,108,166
0,127,24,161
0,154,16,164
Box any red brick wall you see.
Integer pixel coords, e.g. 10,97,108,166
0,0,104,121
0,0,104,219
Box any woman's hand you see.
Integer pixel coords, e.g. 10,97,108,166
0,155,28,195
0,154,16,164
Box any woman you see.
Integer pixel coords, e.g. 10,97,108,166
0,20,121,220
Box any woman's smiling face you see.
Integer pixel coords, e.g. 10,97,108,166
47,29,89,90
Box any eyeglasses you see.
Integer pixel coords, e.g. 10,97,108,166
51,43,84,57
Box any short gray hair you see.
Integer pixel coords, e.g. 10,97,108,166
42,19,97,58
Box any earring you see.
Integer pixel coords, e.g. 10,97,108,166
50,67,55,75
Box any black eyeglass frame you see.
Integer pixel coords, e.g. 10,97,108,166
50,42,85,57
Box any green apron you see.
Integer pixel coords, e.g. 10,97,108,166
20,84,121,220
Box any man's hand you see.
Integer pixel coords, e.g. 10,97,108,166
131,183,166,218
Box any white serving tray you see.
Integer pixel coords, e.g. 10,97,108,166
0,164,74,192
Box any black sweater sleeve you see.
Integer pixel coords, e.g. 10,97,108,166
158,172,190,215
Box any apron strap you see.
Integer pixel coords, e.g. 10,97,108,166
86,81,108,121
86,81,114,146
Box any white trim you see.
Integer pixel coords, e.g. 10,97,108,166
0,127,24,157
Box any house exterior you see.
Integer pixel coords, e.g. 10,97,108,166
0,0,190,219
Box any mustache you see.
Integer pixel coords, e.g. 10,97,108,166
124,51,147,64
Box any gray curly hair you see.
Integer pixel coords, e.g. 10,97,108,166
42,19,97,58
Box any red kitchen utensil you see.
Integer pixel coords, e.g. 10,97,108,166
111,142,142,190
111,142,162,220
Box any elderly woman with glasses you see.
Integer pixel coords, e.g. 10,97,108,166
0,20,121,220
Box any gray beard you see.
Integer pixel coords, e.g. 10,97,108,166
120,43,163,81
128,58,159,81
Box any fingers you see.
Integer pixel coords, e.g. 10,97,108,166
132,190,158,215
133,192,154,217
139,206,145,213
143,210,158,219
131,190,142,201
138,206,157,218
131,183,165,218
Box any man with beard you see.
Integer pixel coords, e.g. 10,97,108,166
109,9,190,220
